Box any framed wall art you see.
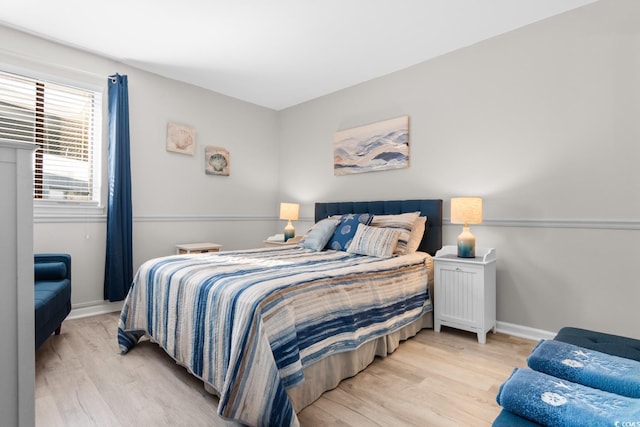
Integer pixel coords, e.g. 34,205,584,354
205,146,230,176
333,115,409,176
166,122,196,155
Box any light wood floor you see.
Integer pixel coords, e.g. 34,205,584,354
35,313,536,426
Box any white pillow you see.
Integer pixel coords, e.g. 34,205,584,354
370,211,420,255
346,223,400,258
405,216,427,253
300,218,340,251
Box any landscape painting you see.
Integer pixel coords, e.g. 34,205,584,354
333,116,409,176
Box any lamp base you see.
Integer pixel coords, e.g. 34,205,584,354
457,225,476,258
284,220,295,242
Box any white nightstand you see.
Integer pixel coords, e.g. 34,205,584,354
433,245,496,344
175,242,222,254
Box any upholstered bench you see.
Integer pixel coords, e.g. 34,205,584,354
493,326,640,426
553,326,640,361
34,254,72,350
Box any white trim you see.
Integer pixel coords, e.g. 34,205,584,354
484,218,640,230
34,202,105,223
0,49,106,91
134,214,275,222
495,321,556,341
34,213,105,223
445,217,640,231
33,213,274,224
68,300,123,320
35,213,640,230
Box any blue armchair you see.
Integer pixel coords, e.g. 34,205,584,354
34,254,72,350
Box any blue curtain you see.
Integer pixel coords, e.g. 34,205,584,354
104,74,133,302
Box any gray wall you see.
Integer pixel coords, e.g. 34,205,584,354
0,25,281,313
3,0,639,338
278,0,640,339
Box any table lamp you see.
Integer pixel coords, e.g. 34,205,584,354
450,197,483,258
279,202,299,242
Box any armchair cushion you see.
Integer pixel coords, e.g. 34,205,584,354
34,261,68,282
34,254,71,350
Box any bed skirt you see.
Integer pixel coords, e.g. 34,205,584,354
203,310,433,414
288,310,433,412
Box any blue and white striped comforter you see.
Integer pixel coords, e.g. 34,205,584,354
117,245,432,426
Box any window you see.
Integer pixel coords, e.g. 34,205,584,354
0,70,101,205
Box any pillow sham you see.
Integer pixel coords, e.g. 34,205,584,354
300,218,340,251
346,223,400,258
405,215,427,253
370,211,420,255
326,213,373,251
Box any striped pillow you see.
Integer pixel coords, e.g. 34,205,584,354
405,215,427,253
346,223,400,258
370,211,420,255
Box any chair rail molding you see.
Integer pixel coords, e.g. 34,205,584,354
445,217,640,231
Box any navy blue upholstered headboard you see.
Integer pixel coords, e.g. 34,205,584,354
314,199,443,256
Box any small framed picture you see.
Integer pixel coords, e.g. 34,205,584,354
205,146,230,176
166,122,196,155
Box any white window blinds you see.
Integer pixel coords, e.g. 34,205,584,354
0,70,101,203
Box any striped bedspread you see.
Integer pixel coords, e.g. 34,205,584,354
117,245,432,426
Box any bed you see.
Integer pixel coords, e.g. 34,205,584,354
117,199,443,426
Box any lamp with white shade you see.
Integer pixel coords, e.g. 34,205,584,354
450,197,483,258
279,202,300,242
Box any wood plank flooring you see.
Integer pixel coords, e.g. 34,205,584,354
35,313,535,426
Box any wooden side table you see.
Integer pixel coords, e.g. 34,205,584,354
175,242,222,254
263,235,303,247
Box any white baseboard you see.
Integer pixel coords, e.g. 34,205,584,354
68,300,123,320
496,321,556,341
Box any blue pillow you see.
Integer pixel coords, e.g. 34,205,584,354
34,261,67,281
301,218,340,251
326,213,373,251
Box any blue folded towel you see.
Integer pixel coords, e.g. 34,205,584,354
497,367,640,427
528,339,640,398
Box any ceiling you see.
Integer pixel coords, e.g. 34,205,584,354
0,0,596,110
